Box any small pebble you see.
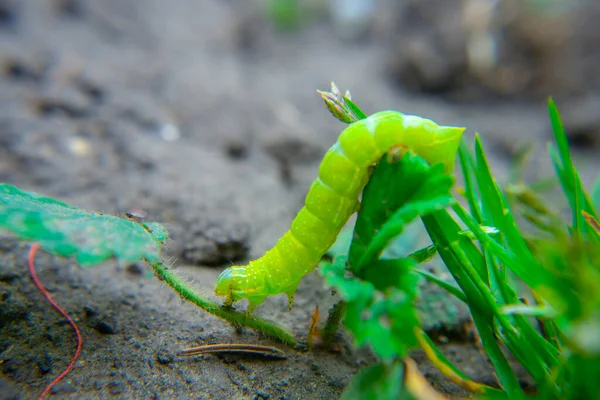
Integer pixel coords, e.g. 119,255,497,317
224,139,248,160
83,306,97,317
255,391,270,400
156,352,173,365
126,262,145,275
108,380,126,395
158,123,180,142
50,381,76,395
95,320,117,334
37,353,53,375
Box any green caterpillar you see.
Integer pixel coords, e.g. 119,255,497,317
215,110,465,313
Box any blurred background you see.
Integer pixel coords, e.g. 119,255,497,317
0,0,598,262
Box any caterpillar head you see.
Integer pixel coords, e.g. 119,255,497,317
215,267,238,300
215,264,269,313
215,265,265,300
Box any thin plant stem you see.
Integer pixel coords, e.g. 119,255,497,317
321,300,346,346
149,260,300,348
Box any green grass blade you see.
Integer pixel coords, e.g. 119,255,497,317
421,211,488,312
453,203,560,385
458,141,483,223
351,152,454,272
407,244,437,263
318,82,368,124
447,241,518,339
416,269,467,303
452,203,552,293
592,174,600,209
470,310,524,397
473,136,534,269
548,99,598,223
345,97,368,120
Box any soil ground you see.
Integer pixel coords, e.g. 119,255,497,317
0,1,597,399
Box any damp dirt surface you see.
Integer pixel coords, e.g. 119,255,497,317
0,1,597,399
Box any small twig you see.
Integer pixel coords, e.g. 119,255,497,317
28,244,83,399
307,305,320,349
179,343,287,360
149,260,300,348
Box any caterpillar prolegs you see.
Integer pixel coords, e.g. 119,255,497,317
215,110,465,313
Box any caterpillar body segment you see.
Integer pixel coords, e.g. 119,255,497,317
215,110,465,313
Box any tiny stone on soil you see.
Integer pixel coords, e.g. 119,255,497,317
126,262,145,275
37,353,53,374
108,380,126,395
224,138,249,160
83,305,97,317
156,351,173,365
95,320,117,334
50,381,77,395
255,391,270,400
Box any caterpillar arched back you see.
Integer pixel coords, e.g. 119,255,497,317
215,111,465,313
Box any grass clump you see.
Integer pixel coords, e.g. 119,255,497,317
318,84,600,399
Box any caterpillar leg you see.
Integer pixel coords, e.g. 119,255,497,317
215,266,271,315
285,285,299,311
222,294,234,308
216,267,243,309
216,270,236,309
246,296,267,316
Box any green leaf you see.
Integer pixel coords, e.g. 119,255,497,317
359,258,419,293
0,183,167,266
320,151,455,362
350,151,454,272
341,362,407,400
320,255,375,306
320,254,419,360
